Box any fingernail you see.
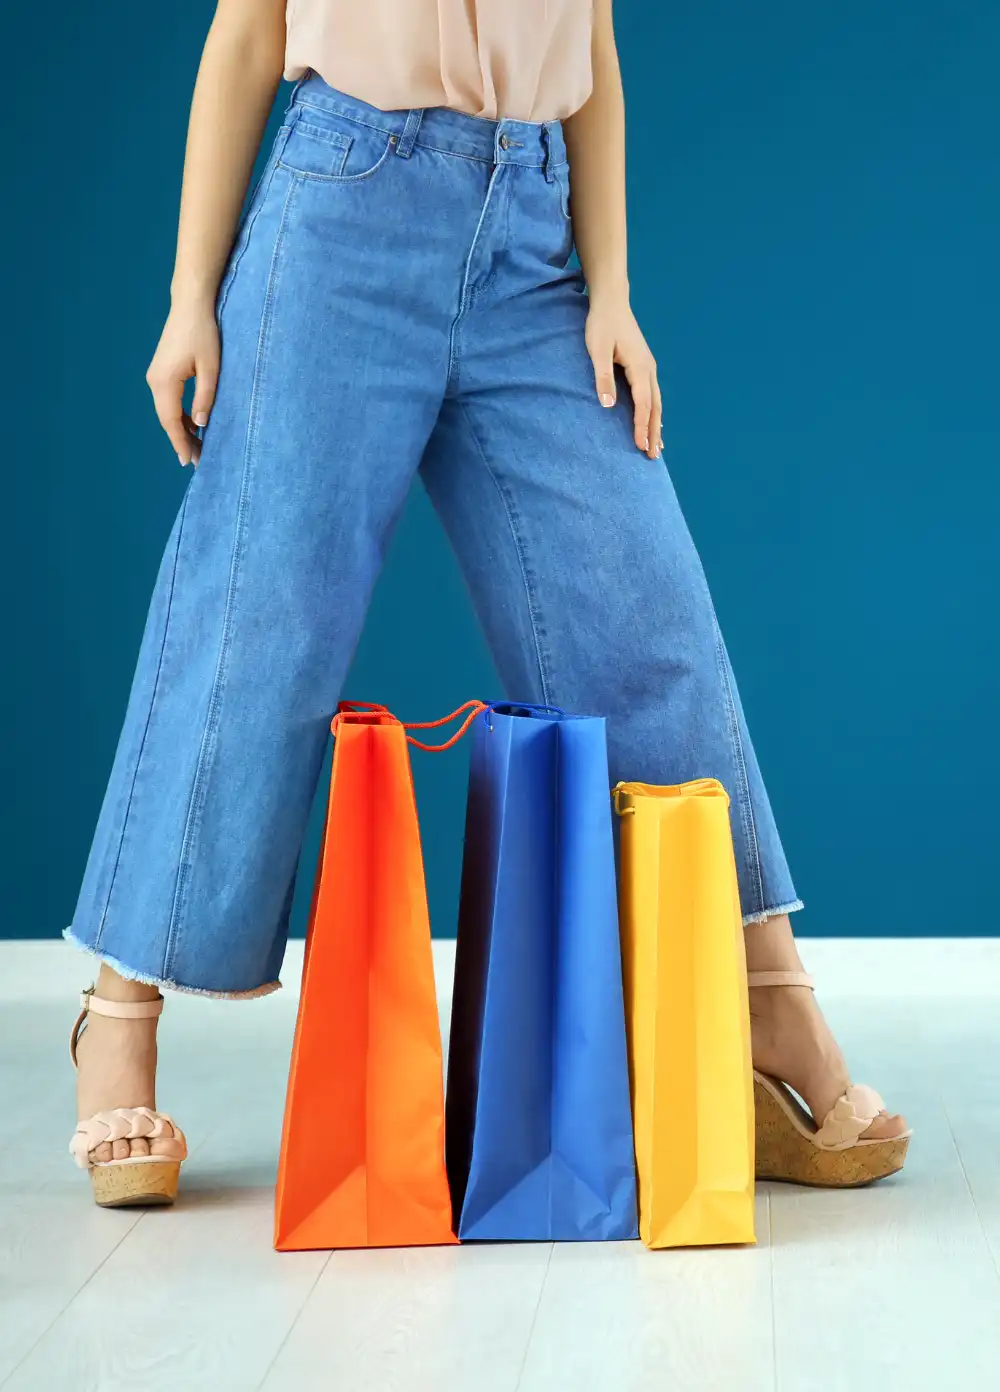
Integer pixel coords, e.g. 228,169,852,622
642,437,649,451
178,452,189,467
600,393,615,408
194,411,209,428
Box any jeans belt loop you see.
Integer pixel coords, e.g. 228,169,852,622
542,124,557,182
396,108,424,159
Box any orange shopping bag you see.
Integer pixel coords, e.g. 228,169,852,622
274,700,483,1252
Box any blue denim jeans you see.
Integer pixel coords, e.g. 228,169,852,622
68,76,802,996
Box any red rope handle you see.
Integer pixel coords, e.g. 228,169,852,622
330,700,393,735
331,699,487,750
403,700,488,752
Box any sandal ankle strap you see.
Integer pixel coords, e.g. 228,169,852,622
70,986,164,1068
747,970,815,990
78,987,164,1020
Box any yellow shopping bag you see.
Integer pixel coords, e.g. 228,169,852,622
614,779,756,1249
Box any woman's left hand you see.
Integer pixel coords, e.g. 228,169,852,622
585,293,663,459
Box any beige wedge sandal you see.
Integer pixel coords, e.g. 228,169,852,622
750,971,911,1187
69,987,187,1207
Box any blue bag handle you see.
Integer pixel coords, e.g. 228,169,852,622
483,701,566,731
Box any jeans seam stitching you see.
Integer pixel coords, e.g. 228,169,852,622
714,620,766,915
457,401,553,704
419,145,489,163
469,172,508,310
92,490,191,949
290,120,353,149
163,173,298,975
293,101,392,137
448,166,502,387
216,130,290,322
557,168,572,220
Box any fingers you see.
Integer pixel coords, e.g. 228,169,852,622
649,376,663,460
623,361,662,459
630,376,652,453
622,366,654,457
146,365,197,466
589,308,662,458
146,337,219,467
181,412,203,466
586,327,617,408
187,353,220,465
191,355,219,437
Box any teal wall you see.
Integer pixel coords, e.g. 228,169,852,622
3,3,997,940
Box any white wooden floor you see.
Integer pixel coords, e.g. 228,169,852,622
2,940,1000,1392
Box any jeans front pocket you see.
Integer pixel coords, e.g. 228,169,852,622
279,105,398,184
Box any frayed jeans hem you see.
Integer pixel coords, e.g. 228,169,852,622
742,898,805,927
62,927,282,1000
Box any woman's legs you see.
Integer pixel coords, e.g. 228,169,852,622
419,169,903,1132
70,113,468,998
70,90,488,1136
427,387,902,1130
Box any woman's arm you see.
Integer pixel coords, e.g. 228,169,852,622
564,0,662,460
146,0,287,465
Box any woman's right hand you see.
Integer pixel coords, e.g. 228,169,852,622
146,300,221,467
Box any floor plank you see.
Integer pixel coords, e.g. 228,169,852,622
0,1186,142,1384
948,1100,1000,1272
261,1243,552,1392
517,1193,775,1392
769,1005,1000,1390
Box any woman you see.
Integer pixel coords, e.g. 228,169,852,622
67,0,909,1207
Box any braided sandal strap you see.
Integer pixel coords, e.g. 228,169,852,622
813,1084,886,1150
69,1108,187,1170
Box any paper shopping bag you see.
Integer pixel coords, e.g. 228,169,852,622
274,702,481,1251
614,778,756,1249
447,703,639,1242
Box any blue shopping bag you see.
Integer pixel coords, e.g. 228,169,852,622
446,703,639,1242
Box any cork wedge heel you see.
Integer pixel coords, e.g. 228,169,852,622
69,988,187,1208
750,971,911,1188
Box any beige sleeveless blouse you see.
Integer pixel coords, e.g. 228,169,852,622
284,1,595,123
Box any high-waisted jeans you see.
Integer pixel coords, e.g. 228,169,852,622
68,76,802,996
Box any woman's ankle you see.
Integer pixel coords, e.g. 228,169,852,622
94,963,162,1004
744,913,805,976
